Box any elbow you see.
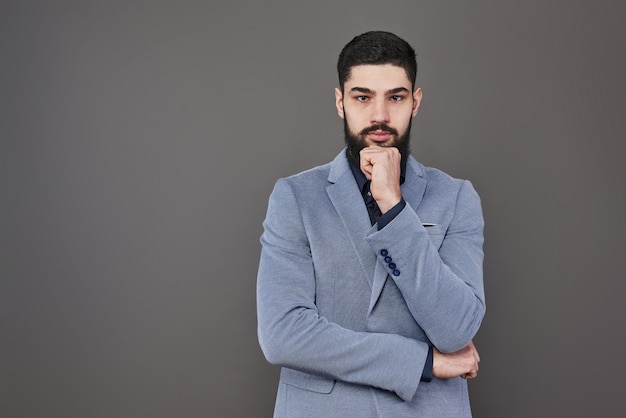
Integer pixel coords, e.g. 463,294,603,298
434,304,485,353
434,334,469,354
258,318,296,366
435,335,475,354
259,336,283,366
258,306,319,367
258,325,283,365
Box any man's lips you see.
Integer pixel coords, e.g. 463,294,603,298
367,130,392,142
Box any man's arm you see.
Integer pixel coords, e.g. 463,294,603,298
367,181,485,353
362,146,486,353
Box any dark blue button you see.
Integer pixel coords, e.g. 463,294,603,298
388,262,396,269
380,249,388,256
393,270,401,276
384,256,392,263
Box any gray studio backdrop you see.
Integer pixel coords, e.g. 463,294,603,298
2,1,625,417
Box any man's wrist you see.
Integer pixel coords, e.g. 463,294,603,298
377,194,402,214
376,199,406,230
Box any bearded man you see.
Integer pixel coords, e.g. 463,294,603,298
257,31,485,417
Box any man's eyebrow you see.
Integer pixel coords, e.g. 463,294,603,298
387,87,410,95
350,87,374,94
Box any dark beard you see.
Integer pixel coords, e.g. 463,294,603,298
343,118,412,168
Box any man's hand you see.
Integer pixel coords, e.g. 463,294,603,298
359,146,402,214
432,341,480,380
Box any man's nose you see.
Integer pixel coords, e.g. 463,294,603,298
370,99,390,124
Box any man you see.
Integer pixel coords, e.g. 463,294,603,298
257,31,485,417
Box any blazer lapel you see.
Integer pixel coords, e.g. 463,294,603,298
326,151,377,290
402,157,427,213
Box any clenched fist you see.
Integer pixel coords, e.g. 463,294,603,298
433,341,481,380
359,145,402,214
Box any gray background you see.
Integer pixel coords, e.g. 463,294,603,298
2,1,625,417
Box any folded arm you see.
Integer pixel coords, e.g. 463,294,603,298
366,179,486,353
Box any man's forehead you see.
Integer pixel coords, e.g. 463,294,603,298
344,64,412,89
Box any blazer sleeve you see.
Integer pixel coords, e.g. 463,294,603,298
257,178,429,402
366,179,486,353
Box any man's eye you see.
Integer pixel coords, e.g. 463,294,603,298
356,96,369,102
390,95,403,102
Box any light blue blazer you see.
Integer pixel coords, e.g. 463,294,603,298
257,150,485,417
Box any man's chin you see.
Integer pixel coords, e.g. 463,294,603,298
370,140,395,148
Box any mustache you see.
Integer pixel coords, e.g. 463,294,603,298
358,124,399,136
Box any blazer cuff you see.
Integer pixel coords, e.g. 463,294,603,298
420,346,433,382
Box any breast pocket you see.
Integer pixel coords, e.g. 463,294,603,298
423,224,446,249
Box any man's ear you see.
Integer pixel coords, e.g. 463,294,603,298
412,87,423,117
335,88,345,119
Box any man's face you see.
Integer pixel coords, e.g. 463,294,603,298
335,64,422,165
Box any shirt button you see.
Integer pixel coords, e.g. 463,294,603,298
380,249,388,257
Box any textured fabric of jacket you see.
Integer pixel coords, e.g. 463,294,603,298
257,150,485,417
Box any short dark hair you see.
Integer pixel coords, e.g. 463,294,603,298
337,31,417,92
